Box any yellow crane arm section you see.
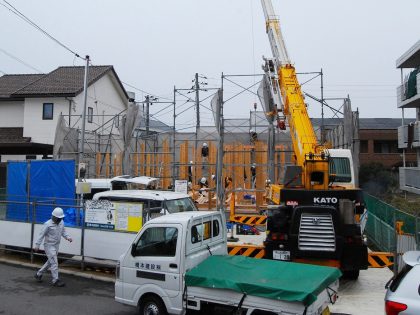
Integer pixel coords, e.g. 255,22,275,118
261,0,329,189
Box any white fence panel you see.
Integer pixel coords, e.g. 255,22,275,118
84,229,136,261
396,233,418,272
0,221,32,248
32,224,82,256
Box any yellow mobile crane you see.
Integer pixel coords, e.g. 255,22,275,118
260,0,368,278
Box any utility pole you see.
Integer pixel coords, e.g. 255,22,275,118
78,55,89,182
195,73,200,128
145,95,150,136
194,73,200,176
320,68,324,143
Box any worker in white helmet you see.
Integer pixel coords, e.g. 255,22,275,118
34,207,73,287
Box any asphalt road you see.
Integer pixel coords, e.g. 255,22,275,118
0,262,136,315
0,261,387,315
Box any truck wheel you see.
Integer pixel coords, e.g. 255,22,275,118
343,270,360,280
139,295,167,315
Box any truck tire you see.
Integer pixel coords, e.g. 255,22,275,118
139,295,167,315
343,269,360,280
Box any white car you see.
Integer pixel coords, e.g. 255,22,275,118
385,251,420,315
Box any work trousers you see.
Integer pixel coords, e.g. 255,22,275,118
37,245,59,282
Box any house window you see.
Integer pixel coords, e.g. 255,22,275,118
88,107,93,123
374,140,398,153
42,103,54,120
360,140,368,153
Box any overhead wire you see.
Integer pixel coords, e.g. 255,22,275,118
0,47,44,73
122,81,172,101
1,0,83,59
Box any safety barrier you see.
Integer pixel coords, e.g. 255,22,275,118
230,215,267,226
368,252,393,268
227,244,265,258
0,198,139,269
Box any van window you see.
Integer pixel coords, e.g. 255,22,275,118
165,198,196,213
191,219,220,244
133,227,178,257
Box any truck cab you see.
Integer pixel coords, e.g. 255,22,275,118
115,211,226,314
116,211,340,315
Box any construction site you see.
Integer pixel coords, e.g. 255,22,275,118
1,0,420,315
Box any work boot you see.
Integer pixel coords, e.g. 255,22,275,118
52,279,65,287
34,272,42,282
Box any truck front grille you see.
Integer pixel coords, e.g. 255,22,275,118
298,213,336,252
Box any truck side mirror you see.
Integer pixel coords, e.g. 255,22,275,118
131,243,136,256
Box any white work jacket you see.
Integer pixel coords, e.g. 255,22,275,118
35,219,70,249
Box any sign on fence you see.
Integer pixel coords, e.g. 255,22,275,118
85,200,143,232
174,180,188,194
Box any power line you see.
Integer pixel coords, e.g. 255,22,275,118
0,47,43,73
122,81,172,101
1,0,83,59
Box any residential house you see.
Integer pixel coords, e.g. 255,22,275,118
0,65,129,186
0,65,129,161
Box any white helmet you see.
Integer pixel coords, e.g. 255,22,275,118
200,177,207,184
190,160,194,164
52,207,65,218
203,143,208,147
211,174,216,180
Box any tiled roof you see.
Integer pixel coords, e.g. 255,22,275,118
13,66,114,97
0,74,44,98
0,128,31,143
312,118,415,130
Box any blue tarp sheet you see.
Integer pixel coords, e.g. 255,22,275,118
6,162,28,221
6,160,77,224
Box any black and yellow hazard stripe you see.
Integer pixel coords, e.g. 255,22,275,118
368,252,393,268
231,215,267,226
227,245,265,258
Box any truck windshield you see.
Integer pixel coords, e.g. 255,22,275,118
329,157,352,183
165,197,197,213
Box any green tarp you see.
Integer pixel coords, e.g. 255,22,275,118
185,255,341,306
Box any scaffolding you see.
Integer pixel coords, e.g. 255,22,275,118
53,71,356,211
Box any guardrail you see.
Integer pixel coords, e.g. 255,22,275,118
365,193,419,273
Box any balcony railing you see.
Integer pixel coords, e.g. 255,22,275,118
397,72,420,108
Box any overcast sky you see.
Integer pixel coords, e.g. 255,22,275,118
1,0,419,128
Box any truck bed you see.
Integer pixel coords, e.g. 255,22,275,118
185,255,340,314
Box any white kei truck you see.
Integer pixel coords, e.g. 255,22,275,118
115,211,340,315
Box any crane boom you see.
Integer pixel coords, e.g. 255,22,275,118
260,1,366,277
261,0,290,67
261,0,328,189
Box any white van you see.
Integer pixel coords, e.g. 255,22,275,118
92,190,198,221
110,175,159,190
76,176,161,199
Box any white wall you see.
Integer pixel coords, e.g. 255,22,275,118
71,72,128,133
1,155,26,162
22,97,69,145
18,72,127,146
0,100,24,127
